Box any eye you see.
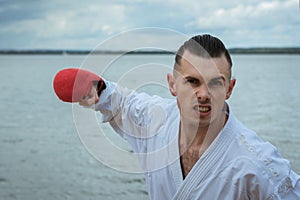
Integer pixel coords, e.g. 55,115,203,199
212,80,222,85
209,78,224,87
185,78,199,85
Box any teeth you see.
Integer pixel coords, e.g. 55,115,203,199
197,106,210,112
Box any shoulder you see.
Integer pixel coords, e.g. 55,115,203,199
228,120,292,184
222,123,297,198
226,112,291,178
220,112,296,195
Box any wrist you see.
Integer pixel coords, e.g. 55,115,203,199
96,80,106,97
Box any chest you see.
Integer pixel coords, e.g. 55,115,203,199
180,149,201,178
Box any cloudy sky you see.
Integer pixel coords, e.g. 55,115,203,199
0,0,299,50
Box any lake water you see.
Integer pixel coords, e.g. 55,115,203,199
0,54,299,199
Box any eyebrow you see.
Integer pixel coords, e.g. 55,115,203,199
210,76,226,83
183,75,226,82
184,76,199,80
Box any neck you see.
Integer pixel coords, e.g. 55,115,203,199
179,104,229,155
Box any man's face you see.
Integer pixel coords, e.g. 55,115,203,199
167,50,235,129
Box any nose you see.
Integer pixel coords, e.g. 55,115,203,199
195,84,210,102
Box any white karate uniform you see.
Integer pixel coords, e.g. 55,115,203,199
95,81,300,200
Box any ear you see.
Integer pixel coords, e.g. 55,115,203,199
167,73,177,96
226,78,236,99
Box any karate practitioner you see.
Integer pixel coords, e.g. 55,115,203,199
54,34,300,199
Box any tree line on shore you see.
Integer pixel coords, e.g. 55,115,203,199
1,48,300,55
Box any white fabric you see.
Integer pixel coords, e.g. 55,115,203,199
95,81,300,200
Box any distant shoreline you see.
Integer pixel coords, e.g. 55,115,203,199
1,48,300,55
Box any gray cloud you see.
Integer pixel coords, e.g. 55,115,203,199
0,0,299,49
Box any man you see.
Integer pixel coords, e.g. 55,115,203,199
54,34,300,199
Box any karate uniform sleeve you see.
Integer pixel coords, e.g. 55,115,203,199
226,158,300,200
93,80,169,153
214,157,297,200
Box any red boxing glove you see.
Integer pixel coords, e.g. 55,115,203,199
53,68,106,103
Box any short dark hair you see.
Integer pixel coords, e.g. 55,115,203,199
175,34,232,69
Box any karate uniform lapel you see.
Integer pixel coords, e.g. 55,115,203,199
172,112,235,199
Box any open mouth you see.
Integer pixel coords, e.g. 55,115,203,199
194,105,211,113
